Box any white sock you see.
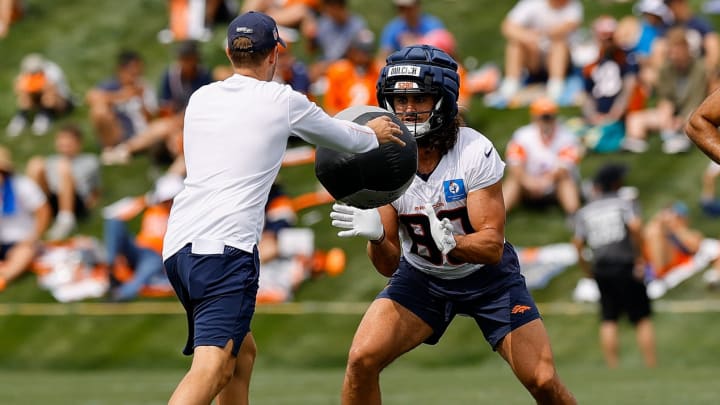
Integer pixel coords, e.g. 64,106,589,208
547,78,564,101
499,78,520,98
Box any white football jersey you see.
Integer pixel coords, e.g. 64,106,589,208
392,127,505,279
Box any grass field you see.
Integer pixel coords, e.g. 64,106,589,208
3,0,720,403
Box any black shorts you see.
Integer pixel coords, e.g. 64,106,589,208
595,269,651,324
377,251,540,350
48,192,89,219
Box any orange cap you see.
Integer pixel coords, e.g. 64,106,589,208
530,97,558,117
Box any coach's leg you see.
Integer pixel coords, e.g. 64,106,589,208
342,298,433,405
635,318,656,368
217,333,257,405
600,320,620,368
497,319,576,404
169,340,237,405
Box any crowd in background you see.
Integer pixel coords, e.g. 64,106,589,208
2,0,720,302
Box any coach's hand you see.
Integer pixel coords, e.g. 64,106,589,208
330,203,384,242
366,116,406,147
425,204,456,255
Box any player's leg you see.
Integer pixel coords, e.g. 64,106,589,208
497,318,576,404
635,317,656,368
599,320,620,368
342,297,433,405
216,332,257,405
169,340,238,405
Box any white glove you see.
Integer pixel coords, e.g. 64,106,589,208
330,203,384,241
425,204,456,255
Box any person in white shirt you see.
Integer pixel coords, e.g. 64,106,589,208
502,97,582,216
161,11,403,405
0,146,51,293
330,45,576,405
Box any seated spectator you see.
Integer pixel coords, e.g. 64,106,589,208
158,40,212,116
418,28,473,112
101,112,186,176
701,161,720,216
491,0,584,104
502,97,582,217
6,53,73,137
662,0,720,88
241,0,318,38
307,0,367,81
0,146,52,292
274,41,312,95
643,201,703,279
158,0,237,43
86,50,158,148
323,29,381,115
102,173,184,301
624,27,706,153
580,15,638,152
26,123,101,241
0,0,23,39
379,0,445,60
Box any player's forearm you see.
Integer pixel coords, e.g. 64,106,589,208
687,108,720,162
447,230,504,265
367,238,400,277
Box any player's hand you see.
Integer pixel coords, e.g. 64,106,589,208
425,204,456,255
366,116,406,147
330,203,384,241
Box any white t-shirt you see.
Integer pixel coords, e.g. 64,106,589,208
162,74,379,259
392,127,505,280
0,175,47,243
507,0,583,36
505,122,581,177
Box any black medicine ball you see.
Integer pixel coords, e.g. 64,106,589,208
315,105,418,209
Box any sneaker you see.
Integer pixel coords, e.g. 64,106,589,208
662,134,691,154
621,137,649,153
31,113,50,136
47,212,77,241
101,144,131,165
6,115,26,137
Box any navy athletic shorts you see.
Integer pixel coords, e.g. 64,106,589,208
164,243,259,356
377,245,540,350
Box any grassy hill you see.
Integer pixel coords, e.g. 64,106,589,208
2,0,720,403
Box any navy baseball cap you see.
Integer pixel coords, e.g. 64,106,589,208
227,11,286,52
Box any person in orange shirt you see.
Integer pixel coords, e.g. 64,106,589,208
323,29,382,116
102,174,184,301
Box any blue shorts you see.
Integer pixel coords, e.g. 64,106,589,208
164,244,259,356
377,244,540,349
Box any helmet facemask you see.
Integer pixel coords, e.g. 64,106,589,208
381,80,444,140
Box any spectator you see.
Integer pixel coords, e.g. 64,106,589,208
573,163,656,369
6,53,73,137
624,27,706,153
158,40,212,116
241,0,318,38
0,146,52,292
273,41,312,95
0,0,22,39
581,15,638,152
502,97,582,217
307,0,367,80
86,50,158,148
379,0,445,59
26,123,101,241
102,173,184,301
418,28,473,111
662,0,720,87
643,201,703,279
323,29,381,115
701,161,720,216
491,0,583,104
158,0,237,43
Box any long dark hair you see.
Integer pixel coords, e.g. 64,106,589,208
416,115,464,156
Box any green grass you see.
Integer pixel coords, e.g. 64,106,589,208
3,1,720,403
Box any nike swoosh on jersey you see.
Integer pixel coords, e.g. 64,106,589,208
484,148,493,158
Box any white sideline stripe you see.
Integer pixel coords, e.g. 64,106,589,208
1,300,720,316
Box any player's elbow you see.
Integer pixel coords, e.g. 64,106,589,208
685,113,703,141
485,241,505,265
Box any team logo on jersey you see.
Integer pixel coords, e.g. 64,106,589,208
443,179,466,202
